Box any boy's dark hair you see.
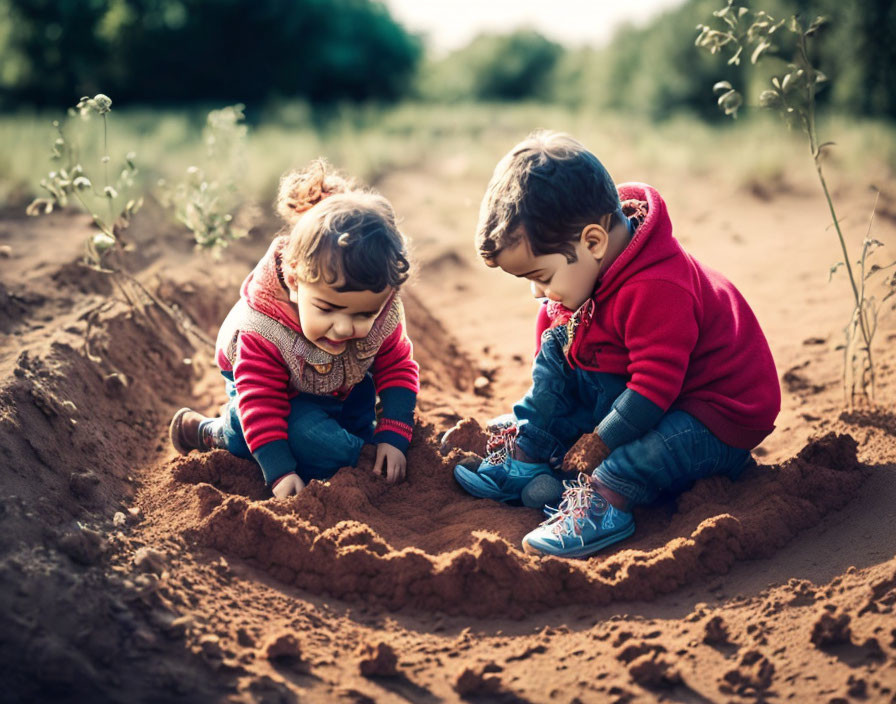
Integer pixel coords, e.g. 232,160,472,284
476,131,622,263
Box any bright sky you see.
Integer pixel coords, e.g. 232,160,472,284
383,0,688,54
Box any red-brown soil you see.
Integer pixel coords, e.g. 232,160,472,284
1,166,895,703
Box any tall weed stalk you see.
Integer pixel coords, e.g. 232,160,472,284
27,94,214,349
697,2,896,406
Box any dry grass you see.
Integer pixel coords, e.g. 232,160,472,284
2,103,894,210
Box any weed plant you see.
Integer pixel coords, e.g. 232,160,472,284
26,94,142,264
25,94,214,349
160,104,248,256
698,1,896,405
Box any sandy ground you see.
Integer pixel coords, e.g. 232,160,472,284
0,159,895,703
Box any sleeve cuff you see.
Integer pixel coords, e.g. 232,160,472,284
597,388,664,450
252,440,297,485
373,429,410,454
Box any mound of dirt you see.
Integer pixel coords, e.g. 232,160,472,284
164,425,869,618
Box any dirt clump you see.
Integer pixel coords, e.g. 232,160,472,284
356,641,399,678
811,608,853,647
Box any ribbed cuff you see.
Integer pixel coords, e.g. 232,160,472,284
596,388,664,450
373,429,410,454
252,440,297,485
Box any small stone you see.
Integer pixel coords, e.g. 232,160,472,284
0,245,11,258
69,471,100,498
236,628,255,648
703,615,730,645
133,546,168,576
198,634,223,660
454,665,502,696
103,372,128,396
113,512,127,527
166,615,193,639
57,524,106,566
263,633,309,673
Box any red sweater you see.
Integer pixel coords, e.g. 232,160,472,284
215,238,419,481
538,183,780,450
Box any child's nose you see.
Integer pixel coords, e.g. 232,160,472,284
332,316,354,339
530,281,545,298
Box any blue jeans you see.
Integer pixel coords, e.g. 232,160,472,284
513,326,752,505
219,373,376,483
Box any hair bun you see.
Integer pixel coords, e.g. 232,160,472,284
276,158,352,224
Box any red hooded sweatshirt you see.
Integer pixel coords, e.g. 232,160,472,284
537,183,780,450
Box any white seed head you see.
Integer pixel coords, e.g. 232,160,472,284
92,232,116,253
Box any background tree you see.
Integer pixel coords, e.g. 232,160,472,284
0,0,421,108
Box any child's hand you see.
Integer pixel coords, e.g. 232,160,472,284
373,443,406,484
272,472,306,498
562,432,610,473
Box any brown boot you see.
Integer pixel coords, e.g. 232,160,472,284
169,407,217,454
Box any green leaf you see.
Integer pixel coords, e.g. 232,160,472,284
806,16,828,37
727,45,743,65
713,80,734,95
717,89,743,117
92,232,116,254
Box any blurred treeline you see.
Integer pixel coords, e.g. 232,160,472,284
1,0,893,120
421,0,896,121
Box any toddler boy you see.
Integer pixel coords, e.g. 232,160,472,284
453,131,780,558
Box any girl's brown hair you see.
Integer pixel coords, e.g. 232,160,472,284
277,159,410,293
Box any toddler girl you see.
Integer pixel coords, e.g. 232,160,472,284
170,160,419,497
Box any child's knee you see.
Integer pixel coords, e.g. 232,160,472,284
594,431,673,504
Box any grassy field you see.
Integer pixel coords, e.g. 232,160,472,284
2,101,895,211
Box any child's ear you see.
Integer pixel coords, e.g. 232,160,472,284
582,223,610,261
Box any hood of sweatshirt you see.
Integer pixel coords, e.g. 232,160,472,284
595,182,679,301
241,236,304,333
544,182,678,323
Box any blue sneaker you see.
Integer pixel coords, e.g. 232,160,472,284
453,421,552,503
522,473,635,558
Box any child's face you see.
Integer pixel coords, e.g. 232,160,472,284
291,278,393,355
491,229,604,311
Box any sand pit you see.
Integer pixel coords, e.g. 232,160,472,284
168,427,868,618
1,176,895,701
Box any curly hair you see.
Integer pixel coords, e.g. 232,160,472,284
278,159,410,293
476,131,623,264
